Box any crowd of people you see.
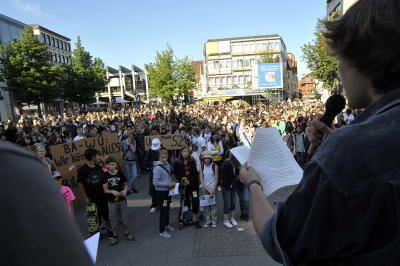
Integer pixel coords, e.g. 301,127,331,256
0,98,359,245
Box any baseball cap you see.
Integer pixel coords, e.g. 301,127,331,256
151,138,161,151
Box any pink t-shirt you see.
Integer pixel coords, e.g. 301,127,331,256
61,186,76,214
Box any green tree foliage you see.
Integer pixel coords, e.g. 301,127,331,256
0,27,63,109
175,56,196,101
146,46,195,103
62,36,107,104
301,21,339,90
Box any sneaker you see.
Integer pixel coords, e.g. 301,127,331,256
203,222,210,228
125,233,135,241
109,236,119,246
149,207,157,214
159,231,172,239
170,202,175,210
240,215,250,222
230,218,238,227
217,186,222,192
224,221,233,228
166,225,175,232
211,222,217,228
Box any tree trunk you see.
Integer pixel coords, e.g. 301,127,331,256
37,102,42,116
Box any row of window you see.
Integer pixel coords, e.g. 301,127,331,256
209,74,252,86
208,58,263,72
41,33,71,51
51,53,71,64
231,40,282,53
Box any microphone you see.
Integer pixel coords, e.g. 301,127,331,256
320,94,346,127
308,94,346,155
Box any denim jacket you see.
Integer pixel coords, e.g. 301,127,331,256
261,88,400,266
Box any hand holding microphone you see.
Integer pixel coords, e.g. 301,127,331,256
307,94,346,156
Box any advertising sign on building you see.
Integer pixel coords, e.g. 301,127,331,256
258,63,283,88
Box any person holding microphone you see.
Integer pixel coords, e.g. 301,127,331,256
240,0,400,265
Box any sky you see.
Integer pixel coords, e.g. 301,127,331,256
1,0,326,78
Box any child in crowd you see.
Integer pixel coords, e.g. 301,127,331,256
153,149,176,239
103,157,135,246
173,145,201,228
199,150,219,228
53,171,76,216
221,152,239,228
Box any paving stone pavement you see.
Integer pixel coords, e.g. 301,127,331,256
74,173,296,266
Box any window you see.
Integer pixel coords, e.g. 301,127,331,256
62,56,65,63
239,75,243,83
51,37,54,46
233,75,238,84
56,39,59,48
208,62,214,72
52,53,56,62
58,54,61,62
221,76,226,84
232,43,242,53
41,33,46,43
243,59,250,67
232,60,237,68
227,76,232,84
47,35,51,45
249,44,255,52
251,59,256,66
237,59,243,68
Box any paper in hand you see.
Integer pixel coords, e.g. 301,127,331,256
84,232,100,264
229,146,250,165
169,182,180,196
248,128,303,196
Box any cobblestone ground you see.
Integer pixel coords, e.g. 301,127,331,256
75,174,295,266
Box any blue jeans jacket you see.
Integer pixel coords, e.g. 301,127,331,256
261,88,400,266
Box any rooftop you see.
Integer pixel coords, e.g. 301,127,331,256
206,34,282,43
31,24,71,41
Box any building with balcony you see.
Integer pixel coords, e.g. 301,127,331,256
32,24,71,65
98,65,148,103
202,34,297,103
327,0,358,20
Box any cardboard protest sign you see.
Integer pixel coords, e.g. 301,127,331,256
145,134,189,151
50,133,122,199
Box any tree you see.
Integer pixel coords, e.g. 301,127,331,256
0,27,63,112
62,37,107,104
301,21,339,91
146,46,176,103
175,56,196,102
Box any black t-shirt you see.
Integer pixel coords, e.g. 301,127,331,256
103,171,127,202
77,164,106,201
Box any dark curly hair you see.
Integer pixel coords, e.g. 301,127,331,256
324,0,400,94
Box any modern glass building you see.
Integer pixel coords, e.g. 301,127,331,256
0,13,29,121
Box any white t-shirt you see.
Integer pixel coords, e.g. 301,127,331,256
192,136,206,154
203,164,216,188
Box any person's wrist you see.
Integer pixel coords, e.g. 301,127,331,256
248,179,263,191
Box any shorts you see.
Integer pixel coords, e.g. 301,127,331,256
108,200,129,228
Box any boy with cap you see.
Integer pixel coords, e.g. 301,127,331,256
144,138,162,214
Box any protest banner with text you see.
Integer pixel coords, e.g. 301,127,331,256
50,133,122,199
145,134,189,151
